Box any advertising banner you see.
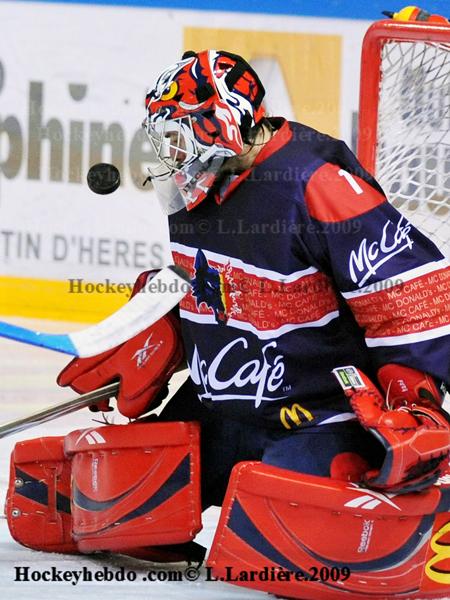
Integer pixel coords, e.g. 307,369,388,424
0,1,369,320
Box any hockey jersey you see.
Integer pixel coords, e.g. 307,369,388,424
169,118,450,430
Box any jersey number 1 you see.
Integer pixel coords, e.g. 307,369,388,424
338,169,363,195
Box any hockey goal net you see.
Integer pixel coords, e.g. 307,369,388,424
358,19,450,258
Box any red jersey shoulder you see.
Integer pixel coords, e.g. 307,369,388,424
305,162,386,222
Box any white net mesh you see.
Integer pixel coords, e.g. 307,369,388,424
375,39,450,257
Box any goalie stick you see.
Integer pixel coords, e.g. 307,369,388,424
0,265,190,358
0,382,119,439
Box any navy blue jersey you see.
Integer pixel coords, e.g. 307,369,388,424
169,119,450,430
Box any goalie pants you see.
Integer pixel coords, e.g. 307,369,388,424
148,378,384,508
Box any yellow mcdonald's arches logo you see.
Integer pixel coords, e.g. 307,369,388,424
280,403,314,430
184,27,342,138
425,521,450,585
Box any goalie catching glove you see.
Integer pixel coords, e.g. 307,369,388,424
334,364,450,494
57,271,185,419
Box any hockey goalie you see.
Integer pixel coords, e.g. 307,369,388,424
5,45,450,600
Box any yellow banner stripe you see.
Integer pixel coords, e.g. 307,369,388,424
0,276,128,323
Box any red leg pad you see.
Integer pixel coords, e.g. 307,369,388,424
64,421,201,552
207,461,450,599
5,436,77,553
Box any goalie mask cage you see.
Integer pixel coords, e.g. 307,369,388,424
358,19,450,258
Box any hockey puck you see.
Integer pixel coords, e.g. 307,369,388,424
87,163,120,195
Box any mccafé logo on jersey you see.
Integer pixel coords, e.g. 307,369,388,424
349,215,413,287
189,337,287,408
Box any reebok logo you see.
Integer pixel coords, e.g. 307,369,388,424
345,484,401,511
74,429,106,446
132,333,163,369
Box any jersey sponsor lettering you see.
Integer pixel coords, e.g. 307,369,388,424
346,265,450,341
189,337,287,408
349,216,413,287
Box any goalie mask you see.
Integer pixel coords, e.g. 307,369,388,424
143,50,266,214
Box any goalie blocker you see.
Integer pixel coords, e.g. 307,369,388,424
57,270,185,418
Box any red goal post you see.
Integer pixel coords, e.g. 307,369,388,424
357,19,450,257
